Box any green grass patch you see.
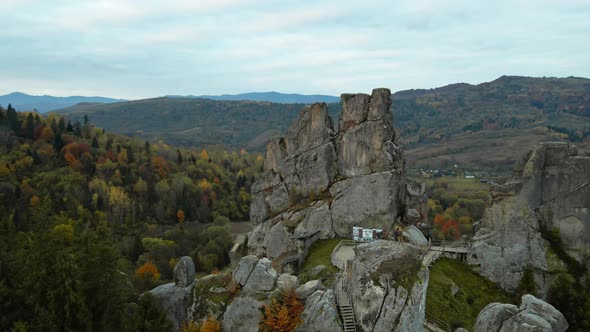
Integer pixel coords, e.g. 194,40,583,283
426,258,514,330
299,239,341,284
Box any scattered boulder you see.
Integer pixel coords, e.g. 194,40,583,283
474,295,568,332
297,289,341,332
309,264,327,280
295,280,322,300
277,273,300,291
243,258,277,292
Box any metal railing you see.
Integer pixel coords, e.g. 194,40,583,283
425,311,452,332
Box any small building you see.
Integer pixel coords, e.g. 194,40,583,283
352,226,384,242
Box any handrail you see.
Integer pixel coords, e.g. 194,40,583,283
425,311,452,332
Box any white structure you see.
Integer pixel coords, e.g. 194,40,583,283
352,226,384,242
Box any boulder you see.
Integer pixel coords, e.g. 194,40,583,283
474,303,519,332
264,221,292,260
474,295,568,332
232,255,258,287
403,225,428,247
148,283,192,331
297,289,341,332
276,273,300,291
243,258,277,292
173,256,196,288
295,280,322,300
221,296,263,332
520,294,568,332
309,265,327,279
148,257,197,331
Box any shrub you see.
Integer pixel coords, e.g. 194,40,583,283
260,290,304,332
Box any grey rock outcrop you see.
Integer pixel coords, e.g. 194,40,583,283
474,295,568,332
297,289,341,332
222,296,264,332
242,257,277,292
277,273,300,291
173,256,196,288
344,240,427,332
295,279,322,300
468,142,590,295
248,89,428,258
148,257,196,331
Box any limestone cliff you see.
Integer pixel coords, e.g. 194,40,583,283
468,142,590,295
248,88,427,259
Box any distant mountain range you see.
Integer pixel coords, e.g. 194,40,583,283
167,91,340,104
53,76,590,173
0,91,340,113
0,92,126,113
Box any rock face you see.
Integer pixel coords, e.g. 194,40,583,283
344,240,428,332
221,296,264,332
148,257,196,331
248,89,428,258
468,142,590,295
232,256,278,292
474,294,568,332
297,289,341,332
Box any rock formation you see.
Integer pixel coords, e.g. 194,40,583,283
474,294,568,332
468,142,590,295
343,240,428,332
148,256,196,331
249,89,428,259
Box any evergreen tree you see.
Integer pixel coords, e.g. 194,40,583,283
66,121,74,132
58,117,66,132
22,113,35,139
53,132,65,152
83,115,89,125
145,141,151,156
128,293,173,332
6,104,19,134
0,105,5,123
74,121,82,136
177,149,183,164
91,136,99,148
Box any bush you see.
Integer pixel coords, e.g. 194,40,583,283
260,290,304,332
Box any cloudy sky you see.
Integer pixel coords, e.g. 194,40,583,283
0,0,589,99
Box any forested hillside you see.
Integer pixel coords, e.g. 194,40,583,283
0,104,262,331
55,76,590,173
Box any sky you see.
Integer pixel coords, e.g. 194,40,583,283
0,0,589,99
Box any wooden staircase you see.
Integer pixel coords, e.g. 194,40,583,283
334,275,357,332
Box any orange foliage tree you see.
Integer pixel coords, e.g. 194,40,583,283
177,209,185,224
135,261,161,281
260,290,304,332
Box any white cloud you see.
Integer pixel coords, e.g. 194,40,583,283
0,0,589,98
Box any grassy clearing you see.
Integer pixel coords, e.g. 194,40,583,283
422,177,490,194
426,258,514,330
298,239,341,284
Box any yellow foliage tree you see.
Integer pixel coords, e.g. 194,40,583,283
200,315,222,332
200,149,209,161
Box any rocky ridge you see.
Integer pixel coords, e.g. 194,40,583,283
248,88,428,260
468,142,590,295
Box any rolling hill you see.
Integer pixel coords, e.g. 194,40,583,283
54,76,590,173
0,92,126,113
169,91,340,104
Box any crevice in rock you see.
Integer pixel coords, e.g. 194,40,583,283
371,278,392,332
